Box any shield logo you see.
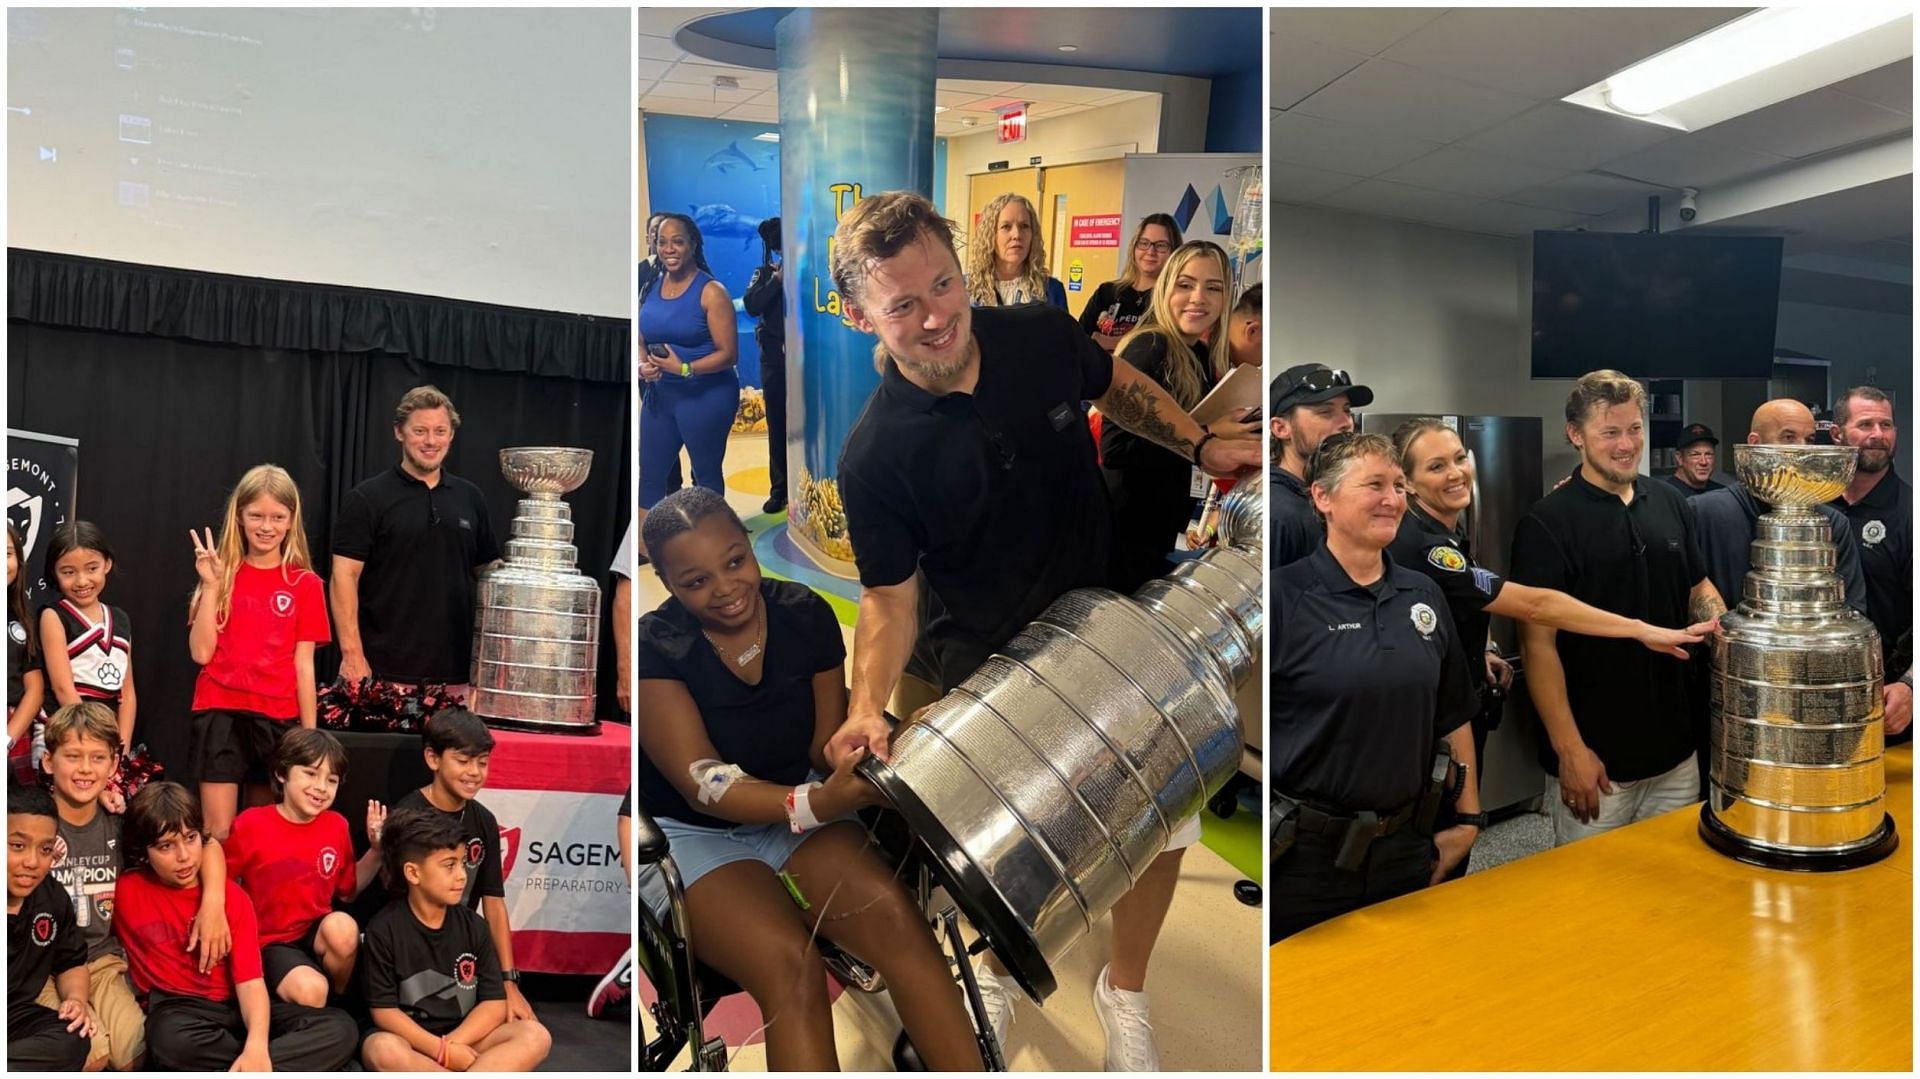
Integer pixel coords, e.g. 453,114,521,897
31,912,55,945
1863,520,1887,546
1410,602,1438,638
7,490,43,567
319,848,338,876
454,952,479,990
465,837,485,869
95,896,114,922
499,826,521,879
273,591,295,615
1426,546,1468,573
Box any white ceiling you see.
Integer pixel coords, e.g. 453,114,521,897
1272,7,1913,254
638,13,1153,138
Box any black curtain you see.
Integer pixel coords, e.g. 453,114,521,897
8,250,631,776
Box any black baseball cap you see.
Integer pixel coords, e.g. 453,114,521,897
1271,363,1374,413
1677,423,1718,449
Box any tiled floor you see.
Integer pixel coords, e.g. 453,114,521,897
638,435,1264,1071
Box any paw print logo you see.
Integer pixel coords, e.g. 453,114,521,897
96,662,122,684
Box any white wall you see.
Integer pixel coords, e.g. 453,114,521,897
943,95,1162,213
1275,202,1918,479
636,111,652,247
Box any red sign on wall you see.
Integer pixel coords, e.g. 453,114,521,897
997,106,1027,144
1069,214,1123,248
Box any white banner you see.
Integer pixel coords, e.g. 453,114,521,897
483,787,629,936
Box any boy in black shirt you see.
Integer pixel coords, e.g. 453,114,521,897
359,808,550,1071
391,708,529,1018
8,783,95,1072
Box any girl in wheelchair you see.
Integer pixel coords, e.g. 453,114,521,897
636,487,983,1071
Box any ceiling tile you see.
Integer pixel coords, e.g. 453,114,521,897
1290,59,1536,142
1377,146,1571,199
1269,8,1446,56
1272,33,1369,111
673,62,775,91
940,79,1021,96
1458,102,1678,171
1379,7,1744,100
1268,161,1367,205
1433,199,1592,237
1504,171,1670,216
635,58,673,82
1596,132,1792,188
1315,177,1492,219
635,34,681,63
1829,58,1912,116
1006,83,1120,105
1700,87,1911,161
641,97,732,119
1271,108,1445,176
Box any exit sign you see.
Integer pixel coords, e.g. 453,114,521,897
997,104,1028,144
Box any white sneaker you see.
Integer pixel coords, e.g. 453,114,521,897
1093,963,1160,1071
967,961,1015,1053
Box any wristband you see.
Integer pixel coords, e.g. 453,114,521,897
1190,432,1216,468
436,1036,447,1067
785,781,823,834
680,361,691,378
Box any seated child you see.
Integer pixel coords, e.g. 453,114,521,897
113,782,357,1071
222,728,385,1006
393,708,534,1018
8,782,95,1072
359,807,551,1071
38,702,154,1070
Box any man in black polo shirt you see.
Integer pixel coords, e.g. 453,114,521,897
1662,423,1726,498
1510,370,1726,846
822,191,1257,1071
1830,386,1913,738
1269,364,1371,571
332,385,502,690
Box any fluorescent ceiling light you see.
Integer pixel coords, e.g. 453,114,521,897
752,132,779,143
1565,6,1912,131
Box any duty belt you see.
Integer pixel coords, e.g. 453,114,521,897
1271,793,1418,873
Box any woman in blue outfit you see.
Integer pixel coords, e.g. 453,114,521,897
634,487,983,1071
639,212,740,508
965,192,1067,310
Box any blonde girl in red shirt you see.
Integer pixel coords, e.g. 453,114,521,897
187,465,332,842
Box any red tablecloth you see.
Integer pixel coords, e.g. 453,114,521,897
483,723,629,975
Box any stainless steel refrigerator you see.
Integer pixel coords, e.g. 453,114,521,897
1356,413,1548,814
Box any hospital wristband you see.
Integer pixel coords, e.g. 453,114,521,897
785,782,823,834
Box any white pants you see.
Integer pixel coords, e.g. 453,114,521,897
1546,755,1699,847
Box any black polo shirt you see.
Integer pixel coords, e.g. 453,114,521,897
1832,468,1912,672
1660,473,1725,499
838,304,1115,692
332,464,501,684
1271,545,1478,811
1388,502,1506,662
1270,465,1322,572
1689,485,1869,617
9,874,86,1007
1508,470,1705,781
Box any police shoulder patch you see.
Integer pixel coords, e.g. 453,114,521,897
1426,545,1468,573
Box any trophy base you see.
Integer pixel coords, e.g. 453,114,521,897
1699,804,1899,872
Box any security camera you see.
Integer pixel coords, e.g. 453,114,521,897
1678,187,1699,223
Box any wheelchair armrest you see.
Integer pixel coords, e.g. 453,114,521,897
634,804,670,866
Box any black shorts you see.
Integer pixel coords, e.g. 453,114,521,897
190,709,289,785
7,999,90,1071
262,918,327,993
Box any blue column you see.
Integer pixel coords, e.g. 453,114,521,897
775,8,937,576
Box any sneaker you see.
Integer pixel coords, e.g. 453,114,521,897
966,961,1015,1053
1093,963,1159,1071
586,948,633,1019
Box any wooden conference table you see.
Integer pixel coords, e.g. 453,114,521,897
1270,747,1912,1071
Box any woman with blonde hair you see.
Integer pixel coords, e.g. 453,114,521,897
1080,213,1182,352
1102,241,1261,590
965,192,1067,310
186,464,332,839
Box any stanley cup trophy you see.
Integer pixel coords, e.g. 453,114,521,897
1700,443,1898,869
469,448,602,733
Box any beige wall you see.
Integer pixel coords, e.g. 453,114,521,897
943,95,1162,214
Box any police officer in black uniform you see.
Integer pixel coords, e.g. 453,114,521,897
1662,423,1726,498
1269,364,1372,572
1830,386,1913,740
1388,418,1712,878
1271,432,1481,943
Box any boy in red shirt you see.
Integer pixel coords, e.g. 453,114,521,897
223,728,385,1006
113,781,356,1071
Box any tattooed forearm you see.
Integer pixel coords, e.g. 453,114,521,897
1100,377,1194,459
1689,583,1728,624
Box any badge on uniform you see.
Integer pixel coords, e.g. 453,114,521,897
1410,602,1438,638
1863,520,1887,546
1426,546,1467,573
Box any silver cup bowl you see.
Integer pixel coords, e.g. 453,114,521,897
1734,443,1856,508
500,447,594,497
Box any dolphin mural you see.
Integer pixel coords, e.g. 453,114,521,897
690,202,764,249
703,140,766,174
